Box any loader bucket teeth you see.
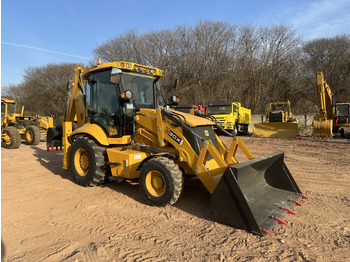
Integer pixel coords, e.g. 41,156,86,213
280,207,296,215
211,151,304,236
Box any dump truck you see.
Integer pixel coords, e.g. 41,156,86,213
206,102,251,135
253,100,299,138
313,72,350,138
47,61,307,236
1,98,44,148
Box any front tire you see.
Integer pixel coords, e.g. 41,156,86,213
70,137,108,187
2,126,21,149
139,157,184,206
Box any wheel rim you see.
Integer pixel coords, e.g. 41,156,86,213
145,170,166,197
3,132,12,145
26,130,33,142
74,148,89,176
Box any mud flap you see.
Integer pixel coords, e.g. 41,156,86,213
211,151,303,236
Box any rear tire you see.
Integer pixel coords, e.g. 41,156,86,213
139,157,184,206
25,126,41,145
70,137,108,187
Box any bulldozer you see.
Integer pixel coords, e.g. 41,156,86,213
1,98,51,148
253,100,299,138
313,72,350,138
47,61,307,236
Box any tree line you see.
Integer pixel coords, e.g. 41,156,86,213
3,20,350,116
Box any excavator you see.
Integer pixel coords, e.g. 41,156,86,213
47,61,307,236
253,100,299,138
313,72,350,138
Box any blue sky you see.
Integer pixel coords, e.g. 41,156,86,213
1,0,350,87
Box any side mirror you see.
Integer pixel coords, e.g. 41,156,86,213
110,67,122,84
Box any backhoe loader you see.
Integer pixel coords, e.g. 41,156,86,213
1,98,47,148
47,61,307,236
253,100,299,138
313,72,350,138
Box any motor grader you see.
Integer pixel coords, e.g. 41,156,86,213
1,98,46,149
253,100,299,138
313,72,350,138
47,61,307,236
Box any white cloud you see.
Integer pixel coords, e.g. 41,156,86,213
288,0,350,39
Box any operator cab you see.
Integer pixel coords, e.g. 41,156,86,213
335,103,350,124
84,63,166,138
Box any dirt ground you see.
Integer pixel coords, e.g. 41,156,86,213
1,136,350,261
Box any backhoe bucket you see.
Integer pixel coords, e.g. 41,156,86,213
211,151,303,236
313,119,333,138
252,122,299,138
46,126,63,148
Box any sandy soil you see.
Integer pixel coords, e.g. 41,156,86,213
1,136,350,261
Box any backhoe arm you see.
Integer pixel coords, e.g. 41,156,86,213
65,65,86,126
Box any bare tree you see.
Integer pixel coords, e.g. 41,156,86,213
3,63,75,116
302,35,350,104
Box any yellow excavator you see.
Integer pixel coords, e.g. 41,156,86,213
253,100,299,138
313,72,350,138
47,61,307,236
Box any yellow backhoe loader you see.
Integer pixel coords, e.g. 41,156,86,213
313,72,350,138
1,98,50,148
47,61,307,236
253,100,299,138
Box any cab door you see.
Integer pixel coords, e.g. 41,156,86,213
86,69,122,137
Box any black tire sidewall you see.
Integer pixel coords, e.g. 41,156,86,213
70,137,98,186
25,126,40,145
2,126,21,149
139,158,176,206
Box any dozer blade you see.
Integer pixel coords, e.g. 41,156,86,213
252,122,299,138
211,151,304,236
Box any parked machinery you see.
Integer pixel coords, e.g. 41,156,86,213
1,98,43,148
253,100,299,138
206,102,251,135
313,72,350,138
47,61,307,236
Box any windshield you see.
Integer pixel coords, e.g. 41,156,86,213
207,105,232,115
120,72,165,109
271,103,286,111
336,104,349,117
6,102,17,115
120,71,166,135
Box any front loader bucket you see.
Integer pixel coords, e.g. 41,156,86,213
252,122,299,138
211,151,304,236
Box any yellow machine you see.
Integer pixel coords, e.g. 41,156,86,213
253,100,299,138
313,72,350,138
1,98,48,148
47,61,307,236
206,102,251,135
